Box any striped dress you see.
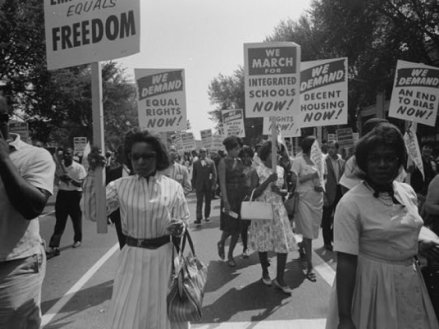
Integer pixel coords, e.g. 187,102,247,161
85,172,190,329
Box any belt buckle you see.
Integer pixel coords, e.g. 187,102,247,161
137,239,143,247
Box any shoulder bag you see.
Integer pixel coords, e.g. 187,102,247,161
167,229,208,322
240,189,274,221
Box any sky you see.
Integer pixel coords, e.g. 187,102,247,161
117,0,312,139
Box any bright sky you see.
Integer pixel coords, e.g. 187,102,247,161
117,0,312,139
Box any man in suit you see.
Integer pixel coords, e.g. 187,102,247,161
192,148,217,225
322,141,345,251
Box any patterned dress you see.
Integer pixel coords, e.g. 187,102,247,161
219,157,247,234
83,172,190,329
325,181,439,329
249,164,297,253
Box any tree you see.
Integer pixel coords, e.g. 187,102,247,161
207,67,263,144
0,1,138,147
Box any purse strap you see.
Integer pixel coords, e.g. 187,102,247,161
250,189,256,202
178,228,196,257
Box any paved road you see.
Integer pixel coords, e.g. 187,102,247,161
38,192,337,329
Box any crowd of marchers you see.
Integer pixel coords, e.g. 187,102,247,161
1,91,439,329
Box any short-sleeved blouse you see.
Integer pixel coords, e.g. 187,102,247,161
334,181,422,260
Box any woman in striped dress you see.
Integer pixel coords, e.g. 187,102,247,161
82,130,190,329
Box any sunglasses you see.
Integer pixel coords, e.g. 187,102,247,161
0,113,9,123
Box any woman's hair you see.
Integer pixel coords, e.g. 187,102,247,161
355,123,407,174
239,145,254,158
300,136,316,154
123,129,170,171
222,135,242,152
258,141,273,161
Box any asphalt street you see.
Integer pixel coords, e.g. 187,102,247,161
38,191,337,329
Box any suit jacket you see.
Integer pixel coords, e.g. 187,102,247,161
325,155,345,206
192,158,217,191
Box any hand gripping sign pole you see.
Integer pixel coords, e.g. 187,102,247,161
91,62,107,233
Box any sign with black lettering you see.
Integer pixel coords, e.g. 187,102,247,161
44,0,140,70
8,121,29,142
389,60,439,127
298,58,348,128
244,42,301,118
222,109,245,137
262,116,300,137
135,68,187,132
200,129,213,149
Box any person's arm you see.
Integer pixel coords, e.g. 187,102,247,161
211,160,217,190
181,166,192,195
336,252,358,329
218,158,230,210
424,178,439,215
0,139,54,219
252,171,277,199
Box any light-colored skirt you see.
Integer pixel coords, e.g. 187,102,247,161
108,243,189,329
294,189,323,239
325,254,439,329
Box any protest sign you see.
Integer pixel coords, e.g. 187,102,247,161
200,129,213,149
211,134,225,152
244,42,301,118
404,126,424,179
135,69,187,133
73,137,88,154
44,0,140,70
299,58,348,128
180,132,196,152
262,116,300,137
327,133,336,142
222,109,245,137
389,60,439,127
8,121,29,142
336,127,354,148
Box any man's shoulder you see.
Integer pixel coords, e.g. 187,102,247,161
16,141,54,164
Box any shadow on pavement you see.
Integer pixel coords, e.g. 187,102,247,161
41,280,113,326
197,280,291,324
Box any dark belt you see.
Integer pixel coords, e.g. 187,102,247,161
126,235,171,249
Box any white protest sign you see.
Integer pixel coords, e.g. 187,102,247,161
389,60,439,126
173,132,184,152
211,134,225,152
200,129,213,149
73,137,88,154
135,69,187,132
8,121,29,142
262,116,300,137
299,58,348,128
222,109,245,137
404,126,424,180
244,42,301,118
180,132,196,152
336,127,354,148
44,0,140,70
310,139,325,190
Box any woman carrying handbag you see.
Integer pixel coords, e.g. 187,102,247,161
248,141,297,294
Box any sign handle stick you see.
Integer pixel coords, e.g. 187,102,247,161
271,117,277,174
91,62,107,234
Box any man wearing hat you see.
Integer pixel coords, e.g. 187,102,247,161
192,148,217,224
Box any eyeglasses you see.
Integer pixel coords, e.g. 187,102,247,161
0,113,9,123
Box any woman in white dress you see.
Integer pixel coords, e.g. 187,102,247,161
249,141,297,294
82,130,190,329
292,136,324,282
326,123,439,329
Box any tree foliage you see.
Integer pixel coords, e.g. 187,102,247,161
0,0,137,148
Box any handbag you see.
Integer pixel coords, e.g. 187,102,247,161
240,189,274,221
167,229,208,322
284,192,298,217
